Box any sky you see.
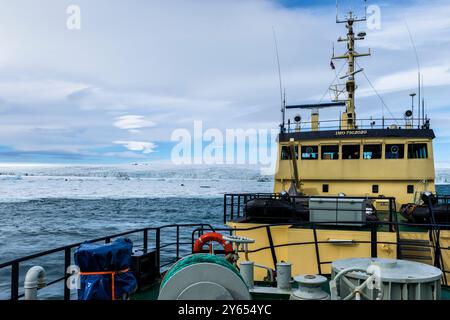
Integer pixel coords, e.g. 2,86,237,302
0,0,449,167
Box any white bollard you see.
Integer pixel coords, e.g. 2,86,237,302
24,266,46,300
276,262,292,290
239,261,254,289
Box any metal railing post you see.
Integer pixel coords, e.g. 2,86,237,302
237,195,241,219
64,248,71,301
223,195,227,224
230,196,234,221
312,225,322,275
156,228,161,272
176,225,180,261
11,262,19,300
371,222,378,258
143,229,148,252
388,199,393,232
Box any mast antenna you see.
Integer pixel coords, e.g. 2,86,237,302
336,0,367,23
273,26,285,132
333,0,371,129
421,74,425,127
405,21,422,128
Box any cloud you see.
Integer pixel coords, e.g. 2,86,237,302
0,79,90,104
358,64,450,97
0,0,449,164
364,1,450,51
113,115,156,130
113,141,157,154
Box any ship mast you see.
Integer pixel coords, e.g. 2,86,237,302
332,8,371,130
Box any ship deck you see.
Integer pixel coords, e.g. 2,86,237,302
131,277,450,301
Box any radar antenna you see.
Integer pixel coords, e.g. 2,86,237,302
333,0,371,129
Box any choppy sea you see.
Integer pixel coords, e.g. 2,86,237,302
0,165,273,299
0,164,448,299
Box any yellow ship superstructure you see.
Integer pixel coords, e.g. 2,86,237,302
273,9,435,210
274,131,435,210
226,10,449,284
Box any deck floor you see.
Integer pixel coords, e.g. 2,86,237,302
132,278,450,301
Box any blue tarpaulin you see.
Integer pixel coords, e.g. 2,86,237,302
74,238,137,300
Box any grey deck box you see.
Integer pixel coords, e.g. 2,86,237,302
309,198,369,226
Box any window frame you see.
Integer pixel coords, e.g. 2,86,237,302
342,144,361,160
385,144,405,159
301,145,319,160
281,145,299,160
321,145,339,160
407,143,428,159
363,144,382,160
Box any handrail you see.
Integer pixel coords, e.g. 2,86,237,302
2,219,450,300
282,116,431,133
0,223,215,300
192,220,450,281
224,193,397,224
0,223,215,269
425,196,447,286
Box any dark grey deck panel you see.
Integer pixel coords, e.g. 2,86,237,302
279,129,436,142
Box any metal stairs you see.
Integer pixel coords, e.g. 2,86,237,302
398,238,433,265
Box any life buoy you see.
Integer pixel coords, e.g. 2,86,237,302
193,232,234,254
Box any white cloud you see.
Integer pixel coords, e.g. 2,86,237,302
113,115,156,130
364,1,450,51
0,79,89,104
0,0,449,164
358,64,450,97
113,141,157,154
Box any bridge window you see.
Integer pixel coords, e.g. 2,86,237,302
321,145,339,160
372,185,379,194
342,145,360,159
301,146,318,160
281,146,298,160
385,144,404,159
408,143,428,159
407,185,414,194
322,184,329,193
363,144,382,159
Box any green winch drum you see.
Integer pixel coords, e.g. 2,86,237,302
158,254,251,300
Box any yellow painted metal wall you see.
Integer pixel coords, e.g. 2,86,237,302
274,138,435,207
229,223,396,280
440,230,450,284
227,223,448,284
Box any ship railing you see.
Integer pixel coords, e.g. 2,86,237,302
0,223,215,301
425,195,450,286
1,220,449,300
223,193,397,228
282,117,430,133
436,194,450,211
193,220,450,286
410,193,450,275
